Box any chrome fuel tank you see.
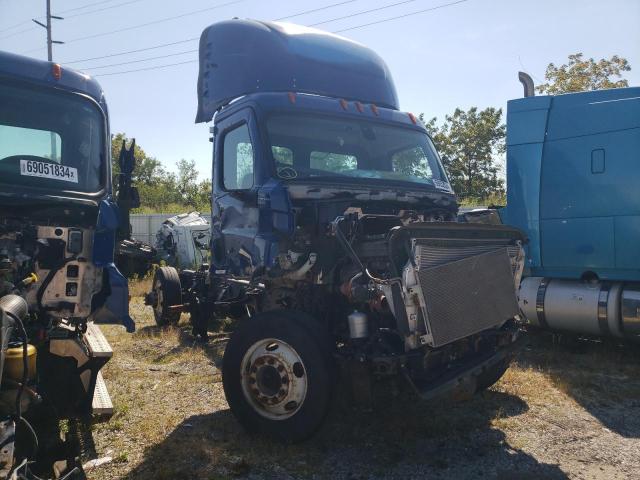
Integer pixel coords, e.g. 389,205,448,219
519,277,640,341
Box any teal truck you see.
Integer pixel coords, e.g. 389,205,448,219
499,74,640,341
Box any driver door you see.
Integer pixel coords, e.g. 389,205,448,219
211,108,262,276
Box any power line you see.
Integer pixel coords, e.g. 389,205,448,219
62,0,360,65
82,48,197,70
90,0,470,77
273,0,356,21
0,20,33,35
334,0,468,32
64,0,245,44
0,25,35,41
64,0,146,20
1,0,145,38
57,0,124,15
62,38,199,64
94,59,196,77
309,0,421,27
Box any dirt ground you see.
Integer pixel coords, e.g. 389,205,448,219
88,291,640,480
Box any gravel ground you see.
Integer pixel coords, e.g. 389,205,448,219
87,296,640,480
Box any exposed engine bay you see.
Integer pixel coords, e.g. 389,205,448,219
165,208,525,408
262,213,524,392
0,217,113,479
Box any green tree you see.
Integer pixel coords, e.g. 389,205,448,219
421,107,505,200
177,159,200,207
111,134,212,212
536,53,631,94
111,132,166,185
194,179,212,212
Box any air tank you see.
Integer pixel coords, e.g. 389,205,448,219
519,277,640,340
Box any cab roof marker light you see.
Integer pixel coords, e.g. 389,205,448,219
355,101,364,113
370,104,379,116
407,112,417,125
288,92,297,104
339,99,348,110
52,63,62,80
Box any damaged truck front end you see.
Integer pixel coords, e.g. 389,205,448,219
0,51,133,478
148,19,526,442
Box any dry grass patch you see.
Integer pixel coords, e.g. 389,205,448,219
127,276,153,298
87,287,640,479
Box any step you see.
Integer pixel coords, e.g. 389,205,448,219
85,322,113,359
91,371,114,419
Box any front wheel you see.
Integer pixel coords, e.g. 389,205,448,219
222,310,332,442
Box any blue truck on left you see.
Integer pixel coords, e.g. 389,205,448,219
0,51,134,479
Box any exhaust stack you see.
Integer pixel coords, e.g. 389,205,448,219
518,71,535,97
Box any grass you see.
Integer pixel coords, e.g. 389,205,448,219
131,204,211,215
458,193,506,207
86,283,640,480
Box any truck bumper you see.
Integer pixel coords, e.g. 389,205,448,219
407,331,521,401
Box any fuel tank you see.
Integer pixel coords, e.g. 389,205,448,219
519,277,640,341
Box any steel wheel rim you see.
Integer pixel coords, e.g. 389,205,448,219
240,338,308,420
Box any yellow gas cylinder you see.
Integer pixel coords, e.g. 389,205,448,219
4,344,37,382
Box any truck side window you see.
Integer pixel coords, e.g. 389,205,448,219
223,123,254,190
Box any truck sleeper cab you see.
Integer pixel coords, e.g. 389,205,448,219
0,51,133,478
148,19,526,441
502,78,640,341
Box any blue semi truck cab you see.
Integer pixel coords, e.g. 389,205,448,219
0,51,133,477
149,19,527,442
502,81,640,340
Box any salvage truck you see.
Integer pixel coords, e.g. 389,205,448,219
147,20,526,441
0,51,134,478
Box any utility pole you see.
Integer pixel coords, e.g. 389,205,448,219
32,0,64,62
33,0,64,159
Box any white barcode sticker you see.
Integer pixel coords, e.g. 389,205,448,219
20,159,78,183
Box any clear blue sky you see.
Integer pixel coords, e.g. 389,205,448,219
2,0,638,179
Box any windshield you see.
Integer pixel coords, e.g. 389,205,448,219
266,114,451,190
0,82,105,194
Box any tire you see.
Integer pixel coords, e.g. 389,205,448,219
222,310,332,442
152,266,182,326
475,356,512,392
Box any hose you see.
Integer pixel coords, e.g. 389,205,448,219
4,310,39,462
334,218,401,286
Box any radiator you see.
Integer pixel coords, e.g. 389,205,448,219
412,245,520,348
